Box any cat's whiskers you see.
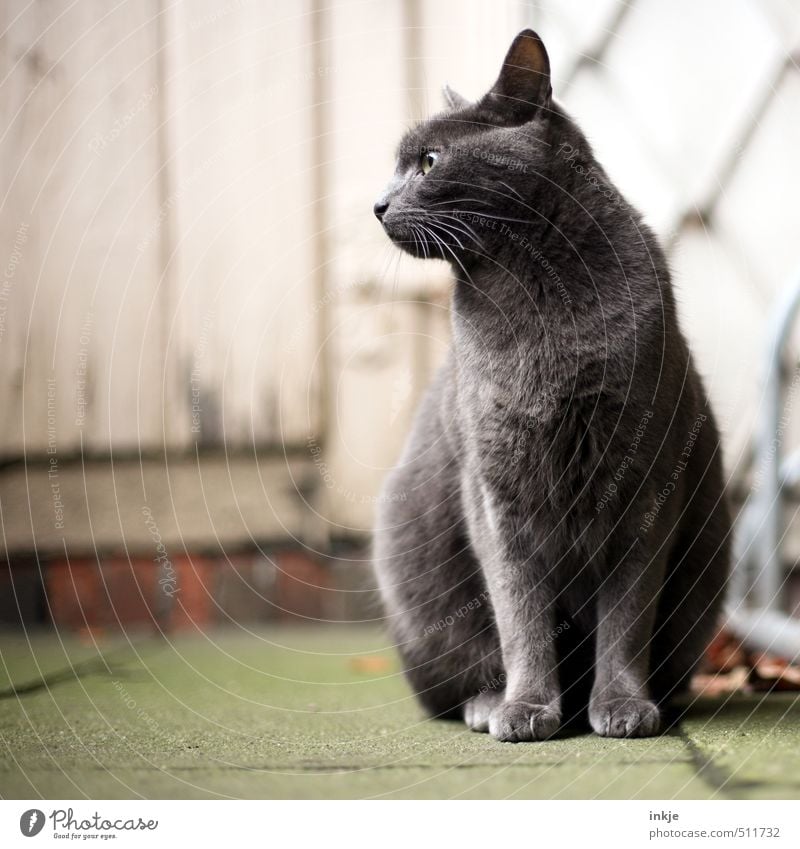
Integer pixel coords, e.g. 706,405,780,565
411,223,430,260
422,220,467,255
422,212,485,250
408,226,419,258
404,206,485,251
426,218,488,261
428,197,490,209
422,221,480,290
402,208,485,255
376,241,400,286
389,243,405,303
496,180,525,202
429,209,535,226
423,218,465,250
416,221,448,263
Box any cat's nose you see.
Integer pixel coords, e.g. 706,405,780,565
373,199,389,221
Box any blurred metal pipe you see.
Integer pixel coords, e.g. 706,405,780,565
728,273,800,657
750,279,800,610
726,606,800,664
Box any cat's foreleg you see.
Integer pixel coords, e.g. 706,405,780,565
462,476,562,742
482,555,562,742
589,540,664,738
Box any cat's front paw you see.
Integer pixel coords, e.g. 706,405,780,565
589,697,661,738
489,700,561,742
463,690,503,733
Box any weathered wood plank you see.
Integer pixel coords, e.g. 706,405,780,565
0,453,317,557
0,1,166,456
164,0,319,448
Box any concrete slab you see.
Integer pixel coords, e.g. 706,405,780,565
0,628,797,799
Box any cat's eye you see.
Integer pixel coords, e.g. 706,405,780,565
420,151,439,175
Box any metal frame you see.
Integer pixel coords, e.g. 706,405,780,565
727,276,800,663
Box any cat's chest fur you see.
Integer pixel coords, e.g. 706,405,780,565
449,277,630,556
454,346,602,546
458,367,600,499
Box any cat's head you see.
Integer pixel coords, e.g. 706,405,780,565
374,30,590,266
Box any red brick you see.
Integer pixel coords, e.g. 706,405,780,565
167,554,217,631
99,557,158,628
45,558,103,631
275,550,333,622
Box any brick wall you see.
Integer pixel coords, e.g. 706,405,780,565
1,547,377,633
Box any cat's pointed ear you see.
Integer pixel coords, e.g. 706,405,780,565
482,29,552,123
442,83,469,110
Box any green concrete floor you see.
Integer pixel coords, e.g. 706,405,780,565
1,627,799,799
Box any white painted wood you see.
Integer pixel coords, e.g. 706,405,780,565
165,0,319,448
0,0,165,456
1,0,798,550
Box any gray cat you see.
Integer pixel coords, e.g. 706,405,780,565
372,30,730,741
